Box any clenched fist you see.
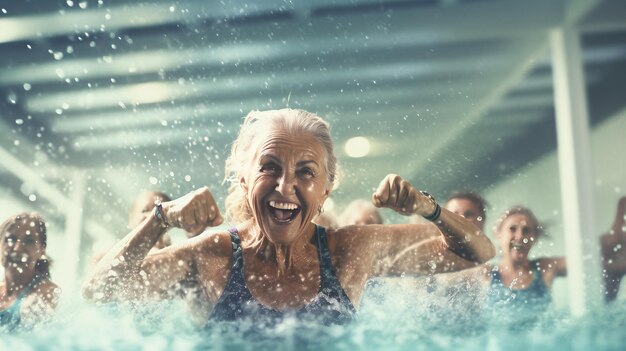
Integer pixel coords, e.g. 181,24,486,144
371,174,436,217
162,187,223,235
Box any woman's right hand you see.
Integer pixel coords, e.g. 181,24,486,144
162,187,224,235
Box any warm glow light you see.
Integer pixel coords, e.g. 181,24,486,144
345,136,371,158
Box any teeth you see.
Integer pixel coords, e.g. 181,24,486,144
269,201,299,210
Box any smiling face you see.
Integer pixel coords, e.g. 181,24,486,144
496,213,538,263
241,127,331,245
1,217,45,275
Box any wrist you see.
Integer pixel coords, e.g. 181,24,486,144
419,191,441,222
153,201,170,229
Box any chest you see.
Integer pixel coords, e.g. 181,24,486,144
497,269,540,290
243,253,322,310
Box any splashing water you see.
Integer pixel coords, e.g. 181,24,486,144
1,280,626,351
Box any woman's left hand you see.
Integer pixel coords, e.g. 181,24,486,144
371,174,435,217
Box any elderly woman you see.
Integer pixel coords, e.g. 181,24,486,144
0,213,60,331
82,109,494,325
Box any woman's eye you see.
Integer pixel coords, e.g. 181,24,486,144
299,167,315,177
261,163,279,174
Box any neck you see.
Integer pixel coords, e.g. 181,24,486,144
246,221,316,278
3,268,37,297
500,255,531,272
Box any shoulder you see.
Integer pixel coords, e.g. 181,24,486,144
535,257,562,269
535,256,567,279
22,279,61,311
186,230,235,257
600,232,624,253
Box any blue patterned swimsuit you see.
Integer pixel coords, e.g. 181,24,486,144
209,225,356,325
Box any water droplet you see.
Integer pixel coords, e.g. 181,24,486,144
523,238,529,244
23,83,31,91
184,175,191,182
28,194,37,202
7,92,17,104
66,0,74,6
15,119,24,125
149,176,158,185
53,51,64,60
79,1,88,9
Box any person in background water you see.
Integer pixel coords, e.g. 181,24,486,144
0,213,60,331
313,207,339,229
443,191,488,231
600,196,626,302
82,108,495,326
88,190,208,325
90,190,200,267
485,207,566,308
339,199,384,226
448,206,566,312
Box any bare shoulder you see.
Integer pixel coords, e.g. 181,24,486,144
23,279,61,311
536,257,567,278
536,257,563,269
188,230,236,257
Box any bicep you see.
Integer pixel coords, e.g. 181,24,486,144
384,237,483,275
364,224,481,276
136,244,198,299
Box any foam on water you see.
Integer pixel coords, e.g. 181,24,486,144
2,279,626,351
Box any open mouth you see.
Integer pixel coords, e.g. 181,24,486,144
510,243,525,251
7,252,29,264
268,200,301,223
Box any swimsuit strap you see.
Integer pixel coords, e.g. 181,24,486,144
226,227,243,271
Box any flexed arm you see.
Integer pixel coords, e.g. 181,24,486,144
367,174,495,276
82,187,224,303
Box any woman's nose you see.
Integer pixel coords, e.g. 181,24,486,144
276,173,296,195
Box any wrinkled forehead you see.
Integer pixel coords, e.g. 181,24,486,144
253,127,327,164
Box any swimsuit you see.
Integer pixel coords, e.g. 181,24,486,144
0,275,43,331
209,225,356,325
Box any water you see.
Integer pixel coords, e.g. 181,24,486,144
2,280,626,351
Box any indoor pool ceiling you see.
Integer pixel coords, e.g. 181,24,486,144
0,0,625,240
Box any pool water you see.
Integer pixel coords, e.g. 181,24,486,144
2,279,626,351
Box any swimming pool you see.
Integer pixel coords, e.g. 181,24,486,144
2,282,625,351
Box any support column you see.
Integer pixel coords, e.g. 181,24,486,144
550,27,602,316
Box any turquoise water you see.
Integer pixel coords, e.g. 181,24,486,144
2,280,626,351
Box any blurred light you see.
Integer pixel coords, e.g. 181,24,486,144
345,136,371,158
323,198,335,212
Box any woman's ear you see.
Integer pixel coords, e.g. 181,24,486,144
240,176,248,193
